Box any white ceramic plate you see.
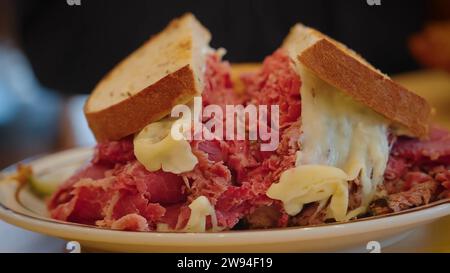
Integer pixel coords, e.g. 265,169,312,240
0,148,449,253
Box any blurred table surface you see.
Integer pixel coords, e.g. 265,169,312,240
393,70,450,129
1,69,450,253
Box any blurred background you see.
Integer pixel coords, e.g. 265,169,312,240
0,0,449,168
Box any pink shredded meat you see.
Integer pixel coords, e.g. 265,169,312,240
242,49,301,126
110,214,150,232
113,161,186,205
50,177,115,225
372,127,450,215
391,127,450,164
49,48,450,231
182,141,232,204
49,50,301,231
93,136,135,165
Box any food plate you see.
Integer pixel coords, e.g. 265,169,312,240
0,148,449,253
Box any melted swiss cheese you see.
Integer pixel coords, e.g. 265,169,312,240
267,65,390,221
134,117,198,174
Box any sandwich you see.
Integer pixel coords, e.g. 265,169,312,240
47,13,450,232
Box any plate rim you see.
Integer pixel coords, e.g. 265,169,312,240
1,147,450,246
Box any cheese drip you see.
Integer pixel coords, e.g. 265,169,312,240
268,66,390,221
267,165,349,221
133,44,219,174
156,196,220,232
183,196,219,232
134,117,198,174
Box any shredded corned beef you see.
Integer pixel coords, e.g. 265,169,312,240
48,164,110,218
241,49,301,126
50,177,115,225
49,50,301,231
202,54,242,107
113,161,186,205
391,127,450,164
93,136,135,165
49,161,169,229
49,49,450,231
288,203,328,227
182,141,232,204
208,50,302,229
109,213,150,232
370,127,450,215
387,180,438,211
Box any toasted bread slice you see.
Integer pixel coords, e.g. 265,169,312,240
85,13,211,141
282,24,431,138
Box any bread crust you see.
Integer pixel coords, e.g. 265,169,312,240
298,39,431,138
85,65,196,142
84,13,209,141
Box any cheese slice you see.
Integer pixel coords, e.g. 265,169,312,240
133,47,224,175
183,196,220,232
134,117,198,174
155,196,221,232
267,65,390,221
267,165,349,221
